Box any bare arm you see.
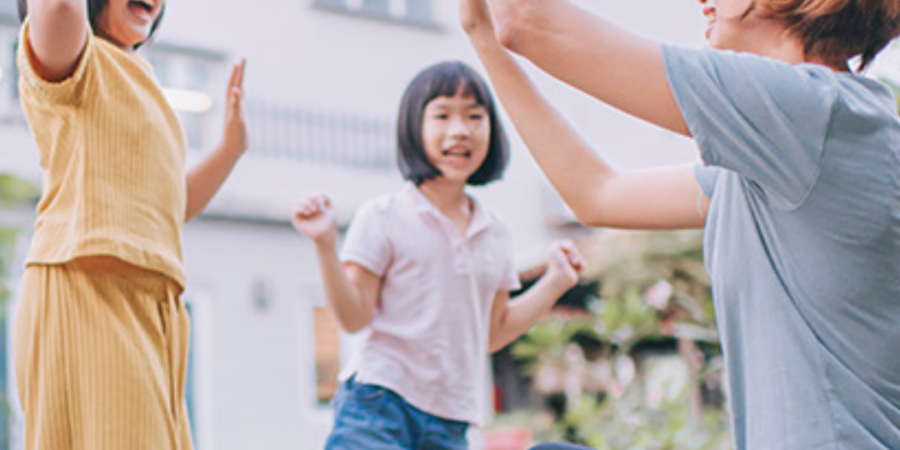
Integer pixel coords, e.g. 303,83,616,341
293,195,380,333
316,251,381,333
186,60,248,220
24,0,89,82
485,0,689,135
489,242,582,352
462,0,707,229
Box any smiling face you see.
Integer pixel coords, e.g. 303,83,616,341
420,89,491,185
94,0,165,49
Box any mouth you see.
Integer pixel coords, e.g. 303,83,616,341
128,0,155,18
702,6,716,38
442,146,472,159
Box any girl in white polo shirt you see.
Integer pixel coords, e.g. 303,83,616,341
293,61,583,450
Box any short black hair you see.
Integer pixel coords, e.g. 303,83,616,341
397,61,509,186
18,0,165,49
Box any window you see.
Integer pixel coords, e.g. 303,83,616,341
0,3,17,21
313,0,438,29
246,102,396,170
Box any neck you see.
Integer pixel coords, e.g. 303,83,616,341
417,178,470,215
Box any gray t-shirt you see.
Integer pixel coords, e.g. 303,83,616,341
663,45,900,450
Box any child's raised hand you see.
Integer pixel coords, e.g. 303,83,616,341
221,58,249,157
544,240,584,291
292,194,337,245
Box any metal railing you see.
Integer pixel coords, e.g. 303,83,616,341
245,102,397,171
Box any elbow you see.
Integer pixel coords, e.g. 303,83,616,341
566,173,619,228
561,197,608,228
340,313,373,334
574,209,606,228
37,0,81,18
343,323,365,334
488,338,506,354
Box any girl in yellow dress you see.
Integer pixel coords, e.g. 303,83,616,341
14,0,249,448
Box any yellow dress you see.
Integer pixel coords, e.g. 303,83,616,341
15,21,193,450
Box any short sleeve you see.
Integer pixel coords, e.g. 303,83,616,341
694,164,721,199
663,44,839,207
340,202,393,278
17,19,93,105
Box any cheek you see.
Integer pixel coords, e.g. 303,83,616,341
420,122,444,154
474,122,491,150
718,0,754,20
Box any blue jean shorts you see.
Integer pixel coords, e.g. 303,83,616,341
324,376,469,450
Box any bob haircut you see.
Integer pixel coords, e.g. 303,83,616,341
18,0,165,49
396,61,509,187
756,0,900,71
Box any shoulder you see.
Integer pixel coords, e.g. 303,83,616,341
664,45,841,97
352,190,409,229
480,205,514,240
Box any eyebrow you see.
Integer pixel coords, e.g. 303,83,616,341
427,101,486,110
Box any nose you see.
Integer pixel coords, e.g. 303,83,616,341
448,116,470,138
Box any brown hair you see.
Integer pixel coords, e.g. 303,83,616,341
397,61,509,187
757,0,900,71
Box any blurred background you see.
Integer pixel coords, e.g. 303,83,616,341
1,1,898,449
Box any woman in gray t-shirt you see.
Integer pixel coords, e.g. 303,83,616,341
461,0,900,449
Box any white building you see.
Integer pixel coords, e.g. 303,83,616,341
0,1,746,449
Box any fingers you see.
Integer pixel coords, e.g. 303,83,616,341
235,58,246,89
229,86,243,112
227,58,247,95
552,240,585,272
294,194,331,219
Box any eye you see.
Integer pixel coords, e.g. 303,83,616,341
433,114,449,120
469,113,485,120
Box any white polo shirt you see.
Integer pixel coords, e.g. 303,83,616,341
339,183,521,424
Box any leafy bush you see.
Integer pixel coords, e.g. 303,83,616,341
508,231,732,449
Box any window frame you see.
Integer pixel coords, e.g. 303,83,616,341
312,0,442,31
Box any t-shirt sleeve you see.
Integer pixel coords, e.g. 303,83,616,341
663,44,839,207
694,164,721,199
17,19,93,105
340,202,393,278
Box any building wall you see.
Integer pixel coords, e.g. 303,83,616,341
0,1,702,448
17,0,900,449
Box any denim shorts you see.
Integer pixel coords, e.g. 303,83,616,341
324,376,469,450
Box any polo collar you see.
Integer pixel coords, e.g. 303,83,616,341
403,183,494,240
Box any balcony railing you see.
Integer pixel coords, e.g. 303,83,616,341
244,102,397,171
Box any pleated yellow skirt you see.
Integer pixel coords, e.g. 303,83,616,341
13,256,193,450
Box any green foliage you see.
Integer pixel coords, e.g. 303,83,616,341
507,230,732,449
0,174,38,207
0,173,36,309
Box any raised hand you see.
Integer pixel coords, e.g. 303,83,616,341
544,240,584,291
220,58,249,157
292,194,337,245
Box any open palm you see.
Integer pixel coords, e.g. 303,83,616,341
221,59,249,156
